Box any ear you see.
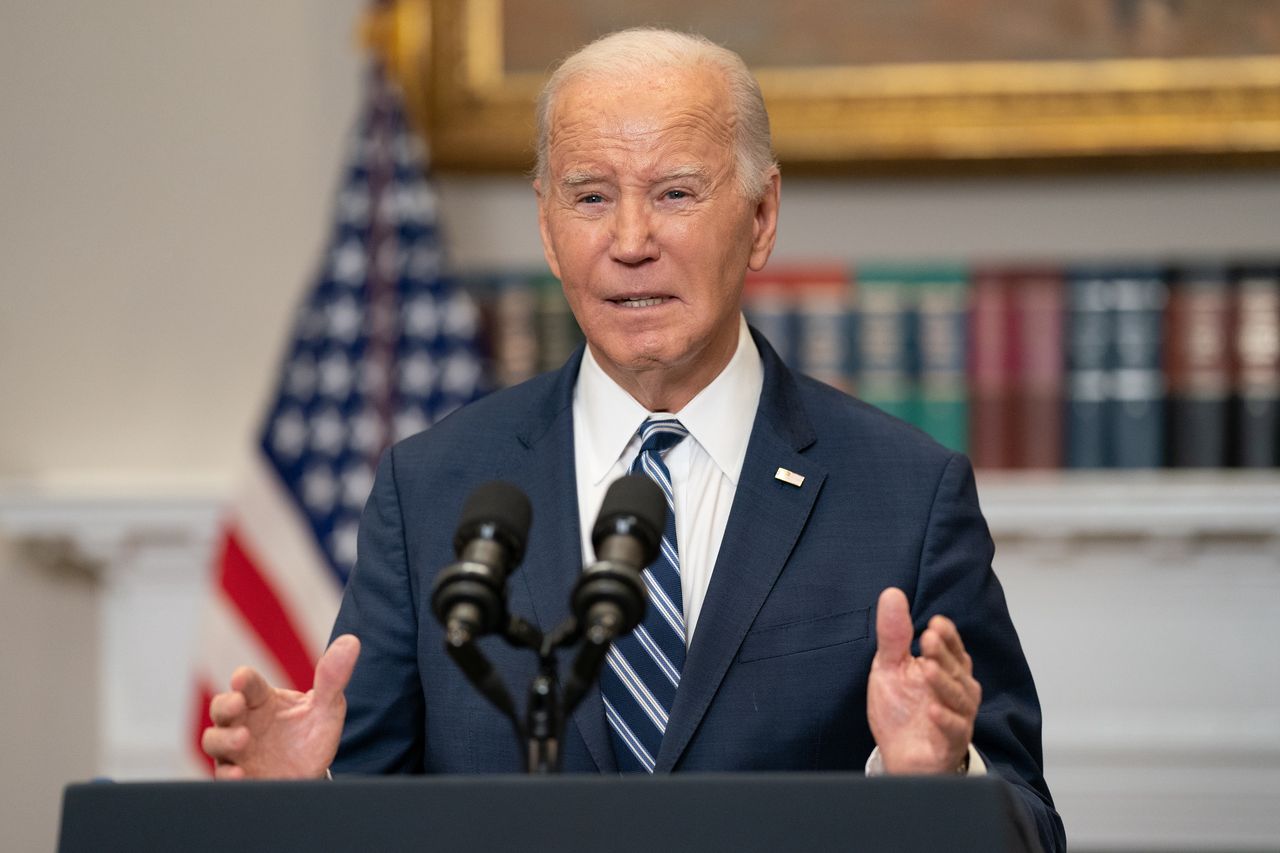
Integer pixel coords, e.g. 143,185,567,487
746,168,781,273
533,179,562,280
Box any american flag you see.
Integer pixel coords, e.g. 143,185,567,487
189,62,485,770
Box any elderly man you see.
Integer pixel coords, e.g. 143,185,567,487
204,27,1064,852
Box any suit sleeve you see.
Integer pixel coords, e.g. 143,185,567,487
914,453,1066,853
329,446,426,774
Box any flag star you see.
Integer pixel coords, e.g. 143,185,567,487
270,409,308,460
341,463,375,509
441,351,482,396
395,183,437,225
310,407,348,456
337,185,370,227
318,351,354,398
326,297,364,342
301,465,339,514
349,406,385,454
403,295,440,338
331,239,368,286
331,518,360,569
443,292,479,338
394,134,425,168
399,352,438,395
394,407,429,441
285,355,318,399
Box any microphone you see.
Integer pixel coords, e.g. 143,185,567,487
572,474,666,644
431,481,532,645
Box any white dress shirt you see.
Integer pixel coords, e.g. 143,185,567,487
572,315,762,644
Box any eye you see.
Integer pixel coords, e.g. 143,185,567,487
578,193,605,205
664,189,689,201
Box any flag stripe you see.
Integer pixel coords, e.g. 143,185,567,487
217,527,315,691
228,455,344,651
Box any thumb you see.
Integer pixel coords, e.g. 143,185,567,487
313,634,361,707
874,587,914,666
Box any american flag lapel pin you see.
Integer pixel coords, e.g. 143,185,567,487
774,467,805,487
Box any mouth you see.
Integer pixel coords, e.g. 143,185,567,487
609,296,672,308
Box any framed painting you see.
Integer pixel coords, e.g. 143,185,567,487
368,0,1280,172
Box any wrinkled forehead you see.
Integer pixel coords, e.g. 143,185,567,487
546,65,736,170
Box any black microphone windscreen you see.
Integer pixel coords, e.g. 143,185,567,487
592,474,665,554
455,481,532,560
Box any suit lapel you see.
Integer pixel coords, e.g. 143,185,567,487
655,333,824,771
507,347,615,773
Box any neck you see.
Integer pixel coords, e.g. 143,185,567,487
591,324,739,414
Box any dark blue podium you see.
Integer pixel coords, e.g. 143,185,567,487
59,773,1041,852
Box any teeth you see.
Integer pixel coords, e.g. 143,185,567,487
618,297,666,308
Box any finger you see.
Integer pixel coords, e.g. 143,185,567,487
313,634,361,707
929,615,970,669
922,658,980,717
214,763,246,781
874,588,913,666
928,700,976,748
920,622,967,682
229,667,273,710
201,725,249,762
208,690,246,727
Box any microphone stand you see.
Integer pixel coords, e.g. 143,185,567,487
444,609,617,774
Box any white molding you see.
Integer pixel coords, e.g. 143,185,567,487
977,470,1280,540
0,475,228,566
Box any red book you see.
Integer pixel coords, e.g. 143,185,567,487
1009,267,1066,469
968,267,1015,469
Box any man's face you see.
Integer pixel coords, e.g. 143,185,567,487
536,64,779,397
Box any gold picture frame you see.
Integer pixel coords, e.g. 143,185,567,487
369,0,1280,173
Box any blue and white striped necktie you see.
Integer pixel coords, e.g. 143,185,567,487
601,417,689,773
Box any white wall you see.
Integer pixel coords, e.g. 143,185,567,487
0,2,1278,851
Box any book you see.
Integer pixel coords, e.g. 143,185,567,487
535,273,583,373
485,271,541,388
854,264,917,426
742,269,797,366
1166,264,1233,468
1009,266,1066,469
969,267,1015,468
1064,267,1114,468
788,266,855,393
1109,266,1167,468
913,264,969,454
1231,263,1280,467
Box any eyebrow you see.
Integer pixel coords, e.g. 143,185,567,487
560,170,605,188
655,164,710,183
558,164,711,189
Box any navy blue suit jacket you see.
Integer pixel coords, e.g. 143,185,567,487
331,331,1064,852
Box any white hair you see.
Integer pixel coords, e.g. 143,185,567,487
534,27,777,202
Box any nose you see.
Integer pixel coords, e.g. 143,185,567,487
609,196,659,265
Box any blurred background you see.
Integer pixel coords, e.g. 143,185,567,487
1,1,1278,850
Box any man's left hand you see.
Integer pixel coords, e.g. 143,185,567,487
867,587,981,774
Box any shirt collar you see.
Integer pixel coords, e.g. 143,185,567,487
574,315,763,486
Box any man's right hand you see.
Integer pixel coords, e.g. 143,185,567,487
201,634,361,779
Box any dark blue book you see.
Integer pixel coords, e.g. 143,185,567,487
1065,268,1114,468
1109,267,1168,468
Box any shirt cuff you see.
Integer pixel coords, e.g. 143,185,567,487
864,744,987,777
